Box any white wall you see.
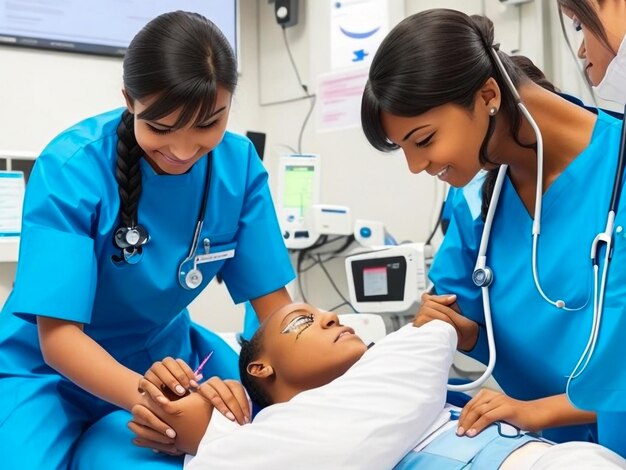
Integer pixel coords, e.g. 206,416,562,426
0,0,611,332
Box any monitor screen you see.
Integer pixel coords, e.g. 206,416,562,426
363,266,388,297
282,164,315,221
0,0,237,58
351,256,407,303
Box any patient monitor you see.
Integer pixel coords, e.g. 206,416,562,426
345,243,433,313
276,154,321,249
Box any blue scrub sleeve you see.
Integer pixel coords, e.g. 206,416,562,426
6,148,103,323
428,191,490,364
220,145,295,304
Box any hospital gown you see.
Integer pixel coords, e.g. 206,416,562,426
429,110,626,451
0,108,294,469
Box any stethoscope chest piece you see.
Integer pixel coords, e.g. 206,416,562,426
184,269,203,289
473,267,494,287
114,225,149,250
178,237,211,290
113,225,149,265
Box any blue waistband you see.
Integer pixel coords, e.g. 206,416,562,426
394,425,542,469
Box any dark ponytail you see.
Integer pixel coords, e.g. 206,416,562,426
115,110,143,229
114,11,238,253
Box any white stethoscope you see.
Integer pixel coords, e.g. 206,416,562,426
178,154,214,290
114,154,215,290
448,48,626,393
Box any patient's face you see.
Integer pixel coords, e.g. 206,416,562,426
262,303,368,392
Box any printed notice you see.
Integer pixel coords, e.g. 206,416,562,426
317,68,368,132
0,171,25,236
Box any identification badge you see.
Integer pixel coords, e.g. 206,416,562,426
195,249,236,264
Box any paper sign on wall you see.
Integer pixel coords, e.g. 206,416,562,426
330,0,389,70
317,68,369,132
0,171,25,237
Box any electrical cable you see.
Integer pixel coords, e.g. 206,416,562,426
316,254,357,311
281,25,316,153
295,235,329,302
425,201,445,246
296,249,309,303
298,95,316,154
328,301,349,312
299,235,355,272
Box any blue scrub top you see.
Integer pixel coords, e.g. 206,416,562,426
0,108,294,374
429,110,624,442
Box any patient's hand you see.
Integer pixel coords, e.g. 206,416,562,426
413,293,477,351
131,377,250,454
140,360,250,425
130,391,214,455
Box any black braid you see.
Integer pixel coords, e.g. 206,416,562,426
238,333,273,410
115,110,144,228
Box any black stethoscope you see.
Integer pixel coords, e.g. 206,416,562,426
450,47,626,392
114,154,213,291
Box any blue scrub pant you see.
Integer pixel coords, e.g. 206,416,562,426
0,375,115,469
71,411,183,470
598,411,626,458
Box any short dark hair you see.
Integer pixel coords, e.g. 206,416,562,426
238,329,273,409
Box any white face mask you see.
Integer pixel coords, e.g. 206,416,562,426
593,34,626,104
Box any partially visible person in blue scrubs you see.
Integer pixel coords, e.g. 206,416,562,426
556,0,626,457
360,8,624,450
0,11,294,469
558,0,626,105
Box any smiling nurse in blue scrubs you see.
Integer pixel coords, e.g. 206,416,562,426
0,11,294,469
361,8,625,451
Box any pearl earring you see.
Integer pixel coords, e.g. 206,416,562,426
489,107,498,116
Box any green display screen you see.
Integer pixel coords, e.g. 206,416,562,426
283,165,315,218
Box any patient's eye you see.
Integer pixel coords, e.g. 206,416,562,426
281,313,314,338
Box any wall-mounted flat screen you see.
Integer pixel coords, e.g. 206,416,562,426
0,0,237,58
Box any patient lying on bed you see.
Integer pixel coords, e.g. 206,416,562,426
133,303,626,469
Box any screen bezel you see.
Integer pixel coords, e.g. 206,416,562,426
0,0,239,62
